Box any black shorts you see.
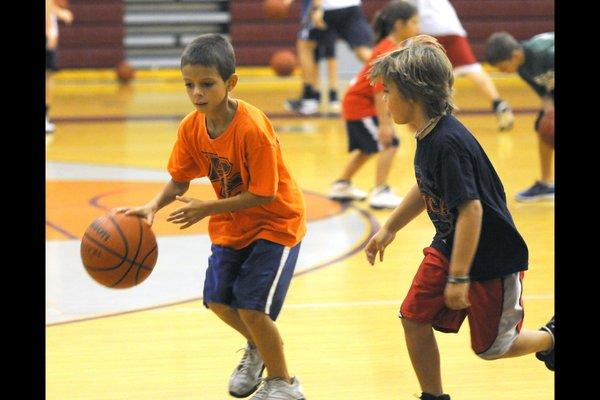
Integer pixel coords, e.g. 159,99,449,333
346,117,400,154
323,6,373,49
46,48,59,71
313,28,337,60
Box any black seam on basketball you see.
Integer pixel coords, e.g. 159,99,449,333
107,214,130,260
111,217,145,287
82,234,135,271
82,233,153,270
136,244,157,284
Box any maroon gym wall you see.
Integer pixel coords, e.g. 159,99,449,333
230,0,554,66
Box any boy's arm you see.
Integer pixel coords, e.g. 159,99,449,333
444,199,483,310
365,183,426,265
115,179,190,225
167,191,275,229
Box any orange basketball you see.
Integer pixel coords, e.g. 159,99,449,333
116,61,135,84
537,110,554,148
269,50,297,77
80,213,158,289
263,0,289,19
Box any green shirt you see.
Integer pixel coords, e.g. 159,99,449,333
518,32,554,99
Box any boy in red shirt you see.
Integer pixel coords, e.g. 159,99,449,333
117,34,306,400
329,0,419,209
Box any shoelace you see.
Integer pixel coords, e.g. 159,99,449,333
235,347,255,374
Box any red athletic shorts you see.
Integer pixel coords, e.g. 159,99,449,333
400,247,525,358
435,35,477,68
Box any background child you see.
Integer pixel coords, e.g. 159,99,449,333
485,31,555,202
285,0,374,115
329,0,419,209
115,34,307,400
407,0,514,132
364,35,554,400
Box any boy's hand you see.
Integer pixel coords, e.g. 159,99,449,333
365,228,396,265
113,205,156,226
167,196,212,229
444,282,471,310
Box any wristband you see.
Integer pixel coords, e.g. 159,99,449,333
447,275,470,284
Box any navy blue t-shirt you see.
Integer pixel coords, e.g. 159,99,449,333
414,114,528,281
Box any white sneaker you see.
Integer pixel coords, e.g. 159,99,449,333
284,98,319,115
229,343,265,398
369,185,402,209
328,181,367,201
494,100,514,132
46,117,55,133
251,377,305,400
328,100,341,113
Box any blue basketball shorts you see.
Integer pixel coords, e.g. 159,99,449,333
203,239,301,321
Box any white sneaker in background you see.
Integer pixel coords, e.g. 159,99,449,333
369,185,403,209
328,181,368,201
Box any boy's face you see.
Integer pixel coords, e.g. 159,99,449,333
493,50,522,73
181,64,237,112
383,80,415,125
396,15,420,39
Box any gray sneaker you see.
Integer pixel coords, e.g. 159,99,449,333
229,343,265,398
251,377,305,400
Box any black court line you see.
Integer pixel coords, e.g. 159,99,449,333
51,107,538,125
46,220,78,240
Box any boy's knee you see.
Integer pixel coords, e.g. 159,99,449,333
238,308,267,325
401,317,431,333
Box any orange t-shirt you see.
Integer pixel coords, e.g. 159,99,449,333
167,99,306,249
342,37,398,121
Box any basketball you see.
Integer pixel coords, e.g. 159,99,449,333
116,61,136,84
537,110,554,148
80,213,158,289
269,50,297,77
263,0,289,19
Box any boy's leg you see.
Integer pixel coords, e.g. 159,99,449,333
207,302,254,344
338,151,372,181
375,145,398,187
232,240,302,382
401,318,444,397
501,328,553,357
238,309,290,381
399,248,463,398
538,136,554,184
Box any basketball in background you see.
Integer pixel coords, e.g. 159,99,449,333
116,61,136,84
263,0,289,19
537,110,554,148
80,213,158,289
269,50,297,77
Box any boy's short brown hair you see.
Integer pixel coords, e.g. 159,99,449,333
484,32,522,65
369,35,455,119
180,33,236,81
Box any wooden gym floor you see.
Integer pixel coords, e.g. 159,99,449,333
45,67,554,399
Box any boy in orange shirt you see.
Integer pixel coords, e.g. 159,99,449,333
116,34,307,400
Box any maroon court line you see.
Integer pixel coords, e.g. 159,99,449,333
51,107,538,125
46,199,379,327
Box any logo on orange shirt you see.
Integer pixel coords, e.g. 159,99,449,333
203,152,243,198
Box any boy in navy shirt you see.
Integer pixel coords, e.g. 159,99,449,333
365,35,554,400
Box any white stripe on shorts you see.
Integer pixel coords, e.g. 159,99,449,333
265,246,291,315
479,272,524,359
361,117,382,152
